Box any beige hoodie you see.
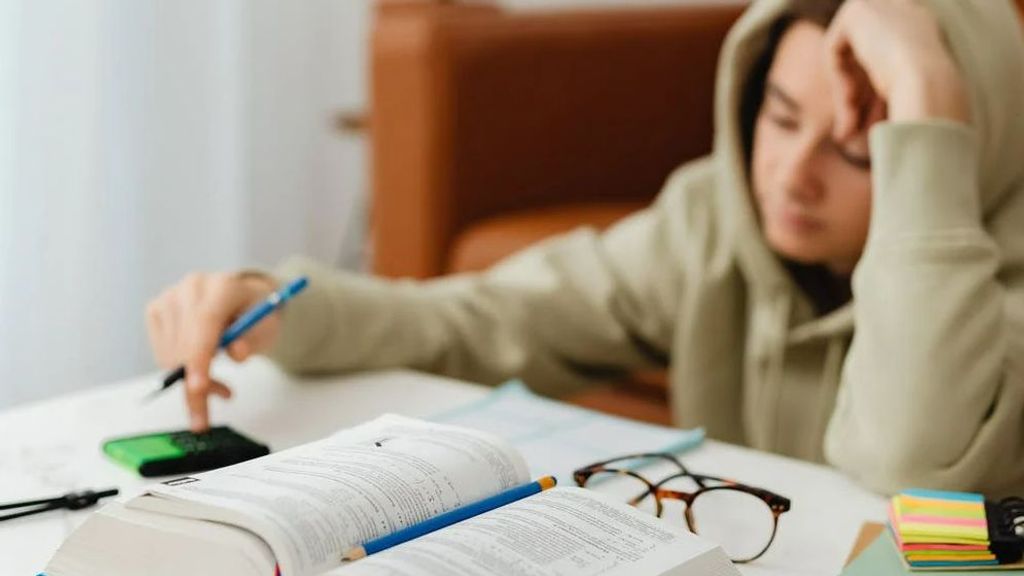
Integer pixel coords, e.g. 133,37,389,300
267,0,1024,497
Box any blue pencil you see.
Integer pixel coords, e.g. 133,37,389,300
342,476,557,561
146,276,309,400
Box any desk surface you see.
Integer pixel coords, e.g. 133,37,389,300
0,358,887,575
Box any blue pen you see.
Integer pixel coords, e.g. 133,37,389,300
146,276,309,401
342,476,557,561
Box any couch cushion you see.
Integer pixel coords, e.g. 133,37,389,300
445,201,646,273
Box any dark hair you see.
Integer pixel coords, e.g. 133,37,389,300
739,0,846,163
740,1,851,314
785,0,846,29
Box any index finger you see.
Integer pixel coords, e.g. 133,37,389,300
182,304,228,432
824,16,861,141
184,348,216,432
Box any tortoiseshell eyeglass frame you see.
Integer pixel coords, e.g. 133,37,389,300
572,452,792,563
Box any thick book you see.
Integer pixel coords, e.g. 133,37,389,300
44,415,738,576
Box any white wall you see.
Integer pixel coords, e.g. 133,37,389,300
0,0,370,408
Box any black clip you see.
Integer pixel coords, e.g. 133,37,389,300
1000,497,1024,539
984,498,1024,565
0,488,119,522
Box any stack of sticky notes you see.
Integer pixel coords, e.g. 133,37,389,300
889,489,998,569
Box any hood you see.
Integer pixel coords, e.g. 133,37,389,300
710,0,1024,307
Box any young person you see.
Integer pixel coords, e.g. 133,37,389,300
146,0,1024,496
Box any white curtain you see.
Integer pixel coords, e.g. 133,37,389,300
0,0,370,408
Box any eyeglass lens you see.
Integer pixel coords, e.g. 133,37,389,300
580,469,777,562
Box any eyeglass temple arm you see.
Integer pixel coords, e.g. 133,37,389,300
653,471,790,509
579,452,690,473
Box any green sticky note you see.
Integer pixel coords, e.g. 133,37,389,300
843,532,1024,576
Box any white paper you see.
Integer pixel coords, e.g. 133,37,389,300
135,415,529,576
432,381,704,484
329,487,738,576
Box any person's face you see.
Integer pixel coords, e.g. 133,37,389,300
751,20,872,276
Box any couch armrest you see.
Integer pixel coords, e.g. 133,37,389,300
370,1,744,278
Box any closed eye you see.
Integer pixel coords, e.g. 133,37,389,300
767,113,798,131
833,143,871,170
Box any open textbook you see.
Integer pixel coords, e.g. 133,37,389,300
44,415,738,576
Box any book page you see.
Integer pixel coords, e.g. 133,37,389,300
134,415,529,576
329,487,739,576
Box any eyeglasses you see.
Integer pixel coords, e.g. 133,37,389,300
573,453,791,563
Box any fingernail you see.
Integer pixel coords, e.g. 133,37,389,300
191,415,204,431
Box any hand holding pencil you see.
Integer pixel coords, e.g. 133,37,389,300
144,272,307,432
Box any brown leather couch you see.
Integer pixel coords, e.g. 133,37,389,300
370,0,744,278
368,0,744,424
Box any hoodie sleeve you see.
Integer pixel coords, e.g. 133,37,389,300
261,174,693,397
825,120,1024,496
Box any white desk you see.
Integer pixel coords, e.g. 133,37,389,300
0,358,887,575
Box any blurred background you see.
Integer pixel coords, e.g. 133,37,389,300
0,1,370,408
0,0,744,411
